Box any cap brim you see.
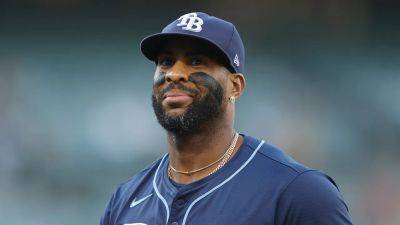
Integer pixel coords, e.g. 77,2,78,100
140,33,234,72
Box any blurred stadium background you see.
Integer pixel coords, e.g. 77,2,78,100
1,0,399,224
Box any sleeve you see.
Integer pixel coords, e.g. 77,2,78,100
100,190,117,225
274,170,353,225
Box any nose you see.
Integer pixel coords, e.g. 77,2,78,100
165,60,189,83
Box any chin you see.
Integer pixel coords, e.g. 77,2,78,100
165,107,188,117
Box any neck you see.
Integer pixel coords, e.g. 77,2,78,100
167,119,239,184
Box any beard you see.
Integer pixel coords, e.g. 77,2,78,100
152,72,225,136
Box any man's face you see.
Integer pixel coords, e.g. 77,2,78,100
151,38,231,135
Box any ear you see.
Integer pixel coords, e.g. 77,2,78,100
229,73,246,99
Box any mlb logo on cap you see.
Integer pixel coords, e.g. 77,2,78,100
140,12,245,74
177,13,204,32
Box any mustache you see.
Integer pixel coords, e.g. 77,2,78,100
159,82,199,97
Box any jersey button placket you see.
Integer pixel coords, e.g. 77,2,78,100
168,197,185,225
176,199,185,207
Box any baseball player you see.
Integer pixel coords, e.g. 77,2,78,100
100,12,353,225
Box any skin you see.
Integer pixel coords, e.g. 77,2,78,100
152,38,246,184
152,70,225,136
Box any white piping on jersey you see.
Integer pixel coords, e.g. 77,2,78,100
152,154,170,225
182,140,265,225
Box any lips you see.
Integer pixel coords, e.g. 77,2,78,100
164,92,191,98
163,91,193,106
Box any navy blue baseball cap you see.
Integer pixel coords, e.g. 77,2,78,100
140,12,245,74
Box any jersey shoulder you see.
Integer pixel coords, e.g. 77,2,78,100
243,135,340,189
245,135,311,174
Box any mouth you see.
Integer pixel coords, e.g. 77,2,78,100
163,90,194,107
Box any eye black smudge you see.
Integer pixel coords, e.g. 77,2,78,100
153,71,218,91
153,72,166,87
155,71,218,98
188,72,220,92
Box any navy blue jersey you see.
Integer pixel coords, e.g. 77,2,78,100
101,135,352,225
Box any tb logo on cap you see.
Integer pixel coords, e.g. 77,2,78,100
177,13,203,32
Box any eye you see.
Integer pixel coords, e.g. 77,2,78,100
158,57,173,67
190,57,203,66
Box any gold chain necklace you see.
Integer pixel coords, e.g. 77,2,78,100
207,133,239,176
168,132,239,178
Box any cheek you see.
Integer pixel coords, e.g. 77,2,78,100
153,71,166,87
188,72,225,99
152,86,164,101
215,76,229,98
